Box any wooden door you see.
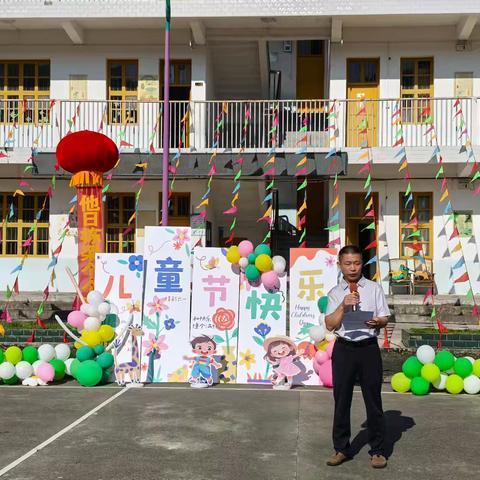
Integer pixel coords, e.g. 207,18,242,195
296,40,324,99
346,59,379,147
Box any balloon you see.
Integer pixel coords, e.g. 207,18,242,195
255,254,273,273
49,359,66,381
245,265,261,282
96,352,114,369
80,303,98,318
32,360,47,376
37,362,55,383
473,359,480,377
97,302,111,316
55,344,71,362
0,349,4,363
317,296,329,314
38,344,56,362
272,256,286,274
15,361,33,380
4,375,18,385
432,373,448,390
416,345,435,364
454,357,473,378
99,325,115,343
109,303,119,315
22,346,39,364
314,350,329,366
445,374,464,395
74,341,83,350
94,345,106,355
402,356,423,379
254,244,271,256
326,340,335,358
76,360,103,387
261,271,279,290
76,346,95,362
463,375,480,395
238,257,249,270
81,331,102,347
247,253,257,264
318,360,333,387
434,350,455,372
465,356,475,365
65,358,75,376
5,346,22,365
84,316,102,332
325,331,336,342
410,376,430,396
238,240,254,257
391,372,411,393
67,310,87,330
87,290,104,306
226,246,241,264
0,361,16,380
421,363,440,383
100,369,112,385
70,359,81,379
309,325,326,343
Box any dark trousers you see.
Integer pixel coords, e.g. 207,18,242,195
332,337,385,457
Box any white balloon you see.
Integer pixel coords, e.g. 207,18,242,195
416,345,435,365
238,257,249,270
0,361,15,380
84,316,101,332
273,262,286,274
80,303,98,317
465,356,475,365
32,360,46,376
463,375,480,395
325,331,336,342
432,373,448,390
87,290,104,306
309,325,326,343
55,344,71,361
272,256,286,266
64,358,75,376
97,302,111,316
109,303,119,315
15,361,33,380
38,344,56,362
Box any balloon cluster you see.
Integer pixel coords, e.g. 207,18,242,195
0,343,72,386
69,345,114,387
226,241,286,290
391,344,480,395
67,290,117,348
308,317,336,388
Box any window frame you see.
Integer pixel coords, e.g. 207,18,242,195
159,192,191,226
104,193,136,253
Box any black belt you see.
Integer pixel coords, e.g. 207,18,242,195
335,336,377,347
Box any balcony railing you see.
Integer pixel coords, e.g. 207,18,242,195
0,98,476,153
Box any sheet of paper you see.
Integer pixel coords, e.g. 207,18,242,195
342,311,373,330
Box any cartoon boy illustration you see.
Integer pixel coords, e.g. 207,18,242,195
183,335,222,387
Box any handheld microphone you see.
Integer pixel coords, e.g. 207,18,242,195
349,282,358,312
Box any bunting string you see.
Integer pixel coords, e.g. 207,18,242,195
169,106,190,196
295,114,309,247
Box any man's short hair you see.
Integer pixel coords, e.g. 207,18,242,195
338,245,362,259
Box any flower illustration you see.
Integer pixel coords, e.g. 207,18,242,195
239,349,256,370
298,341,317,360
173,240,183,250
207,257,219,269
168,366,189,382
142,333,168,358
141,363,148,373
126,300,141,314
128,255,144,272
173,228,190,247
147,296,169,316
325,256,336,268
212,308,235,331
164,318,176,330
254,323,271,337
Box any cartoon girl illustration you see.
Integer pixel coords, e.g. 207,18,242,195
263,336,304,390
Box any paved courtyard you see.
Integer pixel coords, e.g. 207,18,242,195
0,384,477,480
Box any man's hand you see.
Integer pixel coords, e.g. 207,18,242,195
342,293,359,307
365,317,388,329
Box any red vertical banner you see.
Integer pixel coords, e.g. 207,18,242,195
77,186,104,296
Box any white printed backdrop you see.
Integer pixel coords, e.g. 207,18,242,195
236,274,287,384
94,253,144,366
289,248,338,385
191,247,240,383
141,226,192,383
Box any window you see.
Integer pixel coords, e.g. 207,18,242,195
400,58,433,124
105,194,135,253
0,193,49,256
107,60,138,124
160,59,191,100
159,192,191,226
297,40,323,56
0,61,50,124
399,192,432,258
347,59,379,84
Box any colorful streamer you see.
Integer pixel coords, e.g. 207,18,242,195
296,115,309,247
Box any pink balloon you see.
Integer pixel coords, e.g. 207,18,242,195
37,363,55,383
314,350,328,366
261,270,279,290
238,240,254,257
313,361,319,375
318,359,333,388
67,310,87,330
326,340,335,358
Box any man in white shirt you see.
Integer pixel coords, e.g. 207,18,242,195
325,245,390,469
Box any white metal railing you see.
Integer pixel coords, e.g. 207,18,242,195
0,98,476,153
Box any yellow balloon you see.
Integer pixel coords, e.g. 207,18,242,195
317,339,330,351
226,246,241,264
255,253,273,272
99,325,115,342
74,341,82,350
81,330,102,347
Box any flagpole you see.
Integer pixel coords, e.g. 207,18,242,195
161,0,171,226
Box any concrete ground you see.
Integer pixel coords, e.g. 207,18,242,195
0,384,478,480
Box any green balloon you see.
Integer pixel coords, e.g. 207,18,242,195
0,349,4,364
76,346,95,362
22,346,39,364
96,352,114,369
3,375,18,385
75,360,103,387
402,356,423,379
421,363,440,383
94,345,105,356
445,374,464,394
453,357,473,378
49,359,66,381
245,264,261,282
5,346,22,366
434,350,455,372
100,369,111,385
254,244,272,256
318,296,329,314
411,376,430,396
248,253,257,264
70,359,81,379
473,359,480,377
391,372,411,393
